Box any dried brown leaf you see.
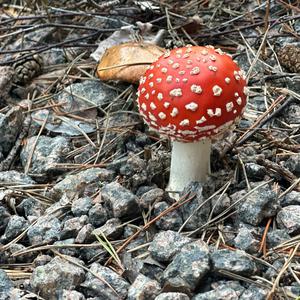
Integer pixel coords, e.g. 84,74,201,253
97,42,165,83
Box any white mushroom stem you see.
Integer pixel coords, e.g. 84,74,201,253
167,139,211,195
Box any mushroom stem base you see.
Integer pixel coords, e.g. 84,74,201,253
167,139,211,196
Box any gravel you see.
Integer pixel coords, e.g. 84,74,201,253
148,230,192,262
162,240,210,293
0,2,298,299
211,249,257,276
30,256,85,298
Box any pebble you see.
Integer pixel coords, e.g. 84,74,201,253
27,216,62,245
193,287,241,300
179,182,210,231
127,274,161,300
51,168,115,199
210,193,231,215
16,197,46,219
245,162,267,180
138,188,165,210
57,289,86,300
61,216,88,239
93,218,123,240
163,240,210,293
281,191,300,206
1,215,29,242
72,197,93,217
233,223,260,254
149,230,192,262
239,284,269,300
154,201,183,230
101,182,139,218
276,205,300,234
81,263,129,299
88,203,108,227
0,107,23,156
75,224,94,244
233,183,279,225
20,135,71,176
0,170,35,185
31,256,85,298
211,249,257,276
0,269,14,299
267,229,290,248
155,292,190,300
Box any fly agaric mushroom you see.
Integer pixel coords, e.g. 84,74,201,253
136,45,248,194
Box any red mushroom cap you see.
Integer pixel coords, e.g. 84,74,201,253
137,45,248,142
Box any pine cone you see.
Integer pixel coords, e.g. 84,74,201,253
13,54,43,84
277,44,300,73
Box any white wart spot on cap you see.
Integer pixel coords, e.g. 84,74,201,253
148,73,154,79
161,67,168,73
233,109,237,114
149,82,154,87
207,108,222,117
185,102,198,111
157,93,163,101
212,85,222,96
234,92,239,97
195,125,216,132
140,77,146,84
169,88,182,97
175,78,180,83
141,103,147,111
243,86,249,95
187,60,193,65
170,107,179,117
178,70,185,75
209,55,216,61
236,97,242,105
166,75,173,83
156,78,162,83
234,71,241,80
186,47,192,53
196,116,206,124
206,45,215,49
178,130,197,136
164,50,170,58
179,119,190,126
225,77,231,84
164,102,170,108
208,65,217,72
150,65,154,70
191,84,202,94
151,90,156,95
190,67,200,75
145,93,150,99
136,90,140,97
182,78,188,83
141,87,146,94
215,48,224,55
149,113,157,121
158,112,166,120
226,102,234,112
201,49,208,55
150,102,156,110
183,53,190,58
168,59,174,65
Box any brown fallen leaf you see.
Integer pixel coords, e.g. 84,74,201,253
97,42,165,83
